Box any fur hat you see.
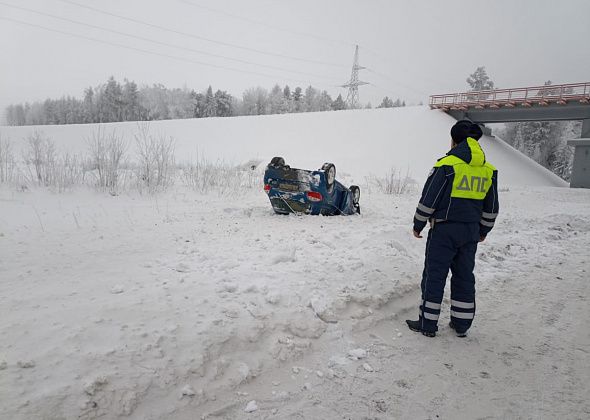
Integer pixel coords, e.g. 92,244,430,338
450,120,472,143
470,123,483,140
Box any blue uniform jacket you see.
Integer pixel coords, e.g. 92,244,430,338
413,139,499,238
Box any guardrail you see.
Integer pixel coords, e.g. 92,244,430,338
430,82,590,110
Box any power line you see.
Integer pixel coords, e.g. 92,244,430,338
178,0,356,49
54,0,434,98
0,1,337,82
0,16,336,89
365,69,429,97
362,45,451,92
56,0,348,69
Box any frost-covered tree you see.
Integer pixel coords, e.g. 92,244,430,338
122,80,141,121
4,77,343,125
467,66,495,91
331,94,346,111
192,92,206,118
283,85,293,112
378,96,394,108
83,87,96,123
102,77,124,122
242,87,268,115
203,85,217,117
25,102,46,125
139,84,170,120
283,85,291,101
292,87,304,112
214,89,234,117
166,88,196,119
317,91,333,112
503,81,581,181
269,84,286,114
5,104,26,126
304,85,318,112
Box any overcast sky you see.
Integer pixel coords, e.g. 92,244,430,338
1,0,589,122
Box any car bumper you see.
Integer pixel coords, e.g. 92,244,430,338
269,196,311,214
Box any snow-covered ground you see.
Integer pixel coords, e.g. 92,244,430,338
1,185,588,419
1,108,587,419
0,106,567,187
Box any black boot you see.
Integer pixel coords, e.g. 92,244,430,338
406,319,436,337
449,321,468,337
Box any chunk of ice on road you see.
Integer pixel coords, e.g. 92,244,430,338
181,385,196,397
110,285,124,294
245,400,258,413
175,263,191,273
271,248,297,265
347,348,367,360
17,360,36,368
328,355,349,367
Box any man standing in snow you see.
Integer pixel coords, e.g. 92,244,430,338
406,121,499,337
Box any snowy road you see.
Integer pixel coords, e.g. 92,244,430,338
0,186,589,419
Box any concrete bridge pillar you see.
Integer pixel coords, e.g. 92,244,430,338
568,119,590,188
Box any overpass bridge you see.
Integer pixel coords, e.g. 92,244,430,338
430,82,590,188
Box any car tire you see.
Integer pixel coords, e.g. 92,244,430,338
270,157,286,167
321,163,336,189
349,185,360,204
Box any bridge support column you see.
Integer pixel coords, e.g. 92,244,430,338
568,120,590,188
481,124,493,137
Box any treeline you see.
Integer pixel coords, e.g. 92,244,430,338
5,76,405,126
501,120,580,181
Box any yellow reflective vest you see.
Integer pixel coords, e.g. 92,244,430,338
434,138,496,200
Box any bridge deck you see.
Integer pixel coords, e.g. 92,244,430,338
430,82,590,123
430,82,590,111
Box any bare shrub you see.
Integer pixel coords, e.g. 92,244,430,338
22,130,57,186
134,123,175,193
52,153,84,193
0,133,17,184
19,131,84,192
369,167,415,195
19,132,83,191
180,154,263,195
87,127,127,194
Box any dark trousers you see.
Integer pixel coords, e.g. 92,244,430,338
419,221,479,333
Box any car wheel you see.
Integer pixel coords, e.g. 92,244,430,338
350,185,360,204
270,157,286,167
321,163,336,189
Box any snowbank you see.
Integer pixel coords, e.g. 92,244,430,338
1,185,588,419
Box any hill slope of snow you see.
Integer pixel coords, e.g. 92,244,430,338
0,106,567,187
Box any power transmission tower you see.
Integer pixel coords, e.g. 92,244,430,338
341,45,368,109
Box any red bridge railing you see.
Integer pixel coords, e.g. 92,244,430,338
430,82,590,111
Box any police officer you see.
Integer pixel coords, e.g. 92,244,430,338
406,120,499,337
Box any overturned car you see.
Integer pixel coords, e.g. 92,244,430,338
263,157,360,215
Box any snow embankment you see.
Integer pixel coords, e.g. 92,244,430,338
1,185,588,419
0,106,566,187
